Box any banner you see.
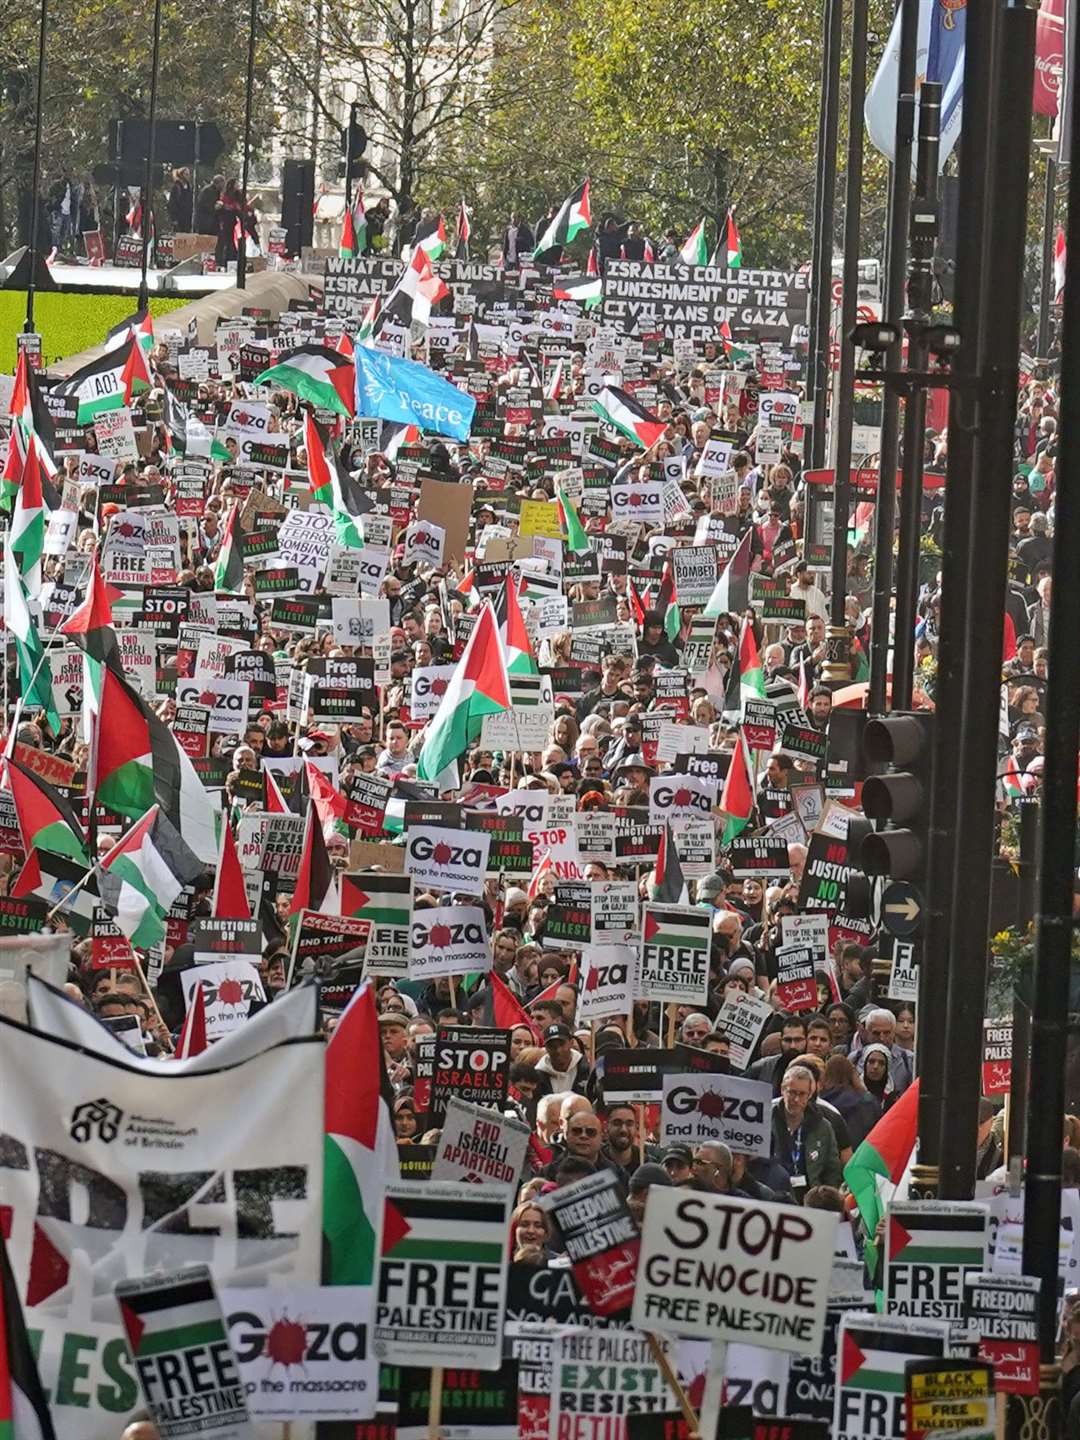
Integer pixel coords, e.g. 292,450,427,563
0,1019,324,1440
633,1190,837,1354
115,1265,253,1440
659,1073,773,1158
431,1096,531,1195
374,1181,510,1367
603,261,810,343
354,346,477,442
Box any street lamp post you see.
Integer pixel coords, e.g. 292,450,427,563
137,0,163,313
808,0,843,470
236,0,257,290
24,0,48,334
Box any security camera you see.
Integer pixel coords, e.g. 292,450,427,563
850,321,900,352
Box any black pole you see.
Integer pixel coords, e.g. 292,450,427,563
911,0,998,1198
938,0,1035,1203
137,0,163,312
1037,151,1057,358
1022,0,1080,1380
805,0,833,446
869,0,918,713
236,0,258,290
809,0,844,469
24,0,48,334
890,82,940,712
825,0,868,677
345,101,357,210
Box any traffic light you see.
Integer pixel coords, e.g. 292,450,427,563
858,712,934,883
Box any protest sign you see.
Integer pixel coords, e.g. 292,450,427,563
539,1169,640,1315
649,773,716,824
600,1045,727,1104
633,1189,837,1354
182,961,266,1039
404,824,491,895
884,1201,990,1320
639,905,711,1005
340,872,412,975
411,664,457,720
115,1265,253,1440
578,945,637,1023
774,945,818,1010
549,1329,672,1440
716,991,773,1070
779,913,829,965
963,1272,1040,1395
659,1072,773,1158
727,835,791,880
408,904,489,980
432,1096,531,1194
981,1019,1012,1096
832,1314,950,1440
591,881,639,945
904,1360,994,1440
430,1024,511,1123
375,1181,510,1367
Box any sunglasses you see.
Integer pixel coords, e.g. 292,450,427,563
569,1126,600,1138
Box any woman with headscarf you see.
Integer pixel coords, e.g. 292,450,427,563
858,1042,899,1114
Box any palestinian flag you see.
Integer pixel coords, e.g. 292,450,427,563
723,210,742,269
416,601,511,783
489,972,539,1039
546,358,564,401
679,218,708,266
341,872,413,927
8,431,45,592
8,350,55,461
732,617,766,711
306,760,349,840
1002,753,1030,798
704,527,753,617
533,181,591,258
656,561,682,644
162,389,212,457
381,1182,507,1265
494,573,537,674
843,1079,920,1278
335,331,355,359
304,412,370,548
587,244,599,277
96,661,218,863
61,552,120,725
98,806,204,950
414,214,448,261
382,248,450,331
653,822,688,904
176,980,208,1058
837,1312,947,1397
456,200,471,260
3,566,58,734
121,334,152,404
719,319,751,364
852,634,870,682
94,662,155,817
254,344,355,418
885,1204,988,1270
53,339,135,424
642,904,710,951
5,756,90,866
719,731,754,843
526,849,553,903
116,1270,226,1359
214,502,244,592
288,801,333,917
592,384,666,450
325,980,400,1285
552,274,603,310
356,295,381,348
1,1228,57,1440
339,195,367,258
1002,610,1017,665
212,823,251,919
11,850,98,935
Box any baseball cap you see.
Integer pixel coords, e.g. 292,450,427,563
698,874,726,902
628,1163,673,1195
662,1145,693,1166
543,1022,572,1042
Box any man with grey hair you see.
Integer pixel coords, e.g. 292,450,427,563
690,1141,734,1193
771,1063,842,1196
680,1013,713,1047
849,1007,914,1094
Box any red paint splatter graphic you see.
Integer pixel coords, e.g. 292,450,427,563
433,842,452,865
265,1316,307,1368
216,977,245,1006
430,924,452,948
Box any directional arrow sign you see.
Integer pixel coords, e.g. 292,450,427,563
881,880,924,937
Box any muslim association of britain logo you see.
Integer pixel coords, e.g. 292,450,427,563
70,1099,124,1144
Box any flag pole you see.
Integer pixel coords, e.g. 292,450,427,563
428,1366,444,1440
646,1335,699,1432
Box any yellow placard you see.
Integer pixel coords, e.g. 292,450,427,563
518,499,562,540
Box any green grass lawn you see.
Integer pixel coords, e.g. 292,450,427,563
0,292,189,371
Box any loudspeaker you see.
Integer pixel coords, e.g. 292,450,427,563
281,159,315,258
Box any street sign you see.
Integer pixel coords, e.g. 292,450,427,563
881,880,923,937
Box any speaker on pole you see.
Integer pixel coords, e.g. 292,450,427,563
281,159,315,258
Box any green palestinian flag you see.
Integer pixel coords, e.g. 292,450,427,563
341,872,413,927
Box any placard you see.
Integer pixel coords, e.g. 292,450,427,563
633,1189,837,1354
430,1023,511,1123
832,1314,950,1440
403,824,491,896
885,1201,989,1321
591,881,639,945
432,1096,531,1195
639,904,712,1004
963,1272,1039,1395
408,904,489,981
774,944,818,1011
716,991,772,1070
659,1072,773,1158
578,944,637,1023
538,1169,640,1315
